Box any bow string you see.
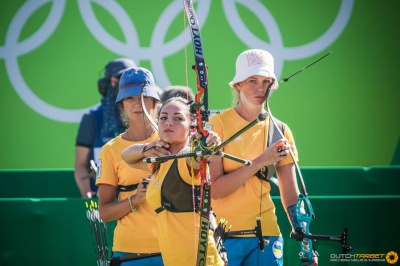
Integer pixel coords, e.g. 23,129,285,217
268,52,352,265
140,83,158,131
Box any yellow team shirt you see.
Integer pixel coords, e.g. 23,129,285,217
96,133,160,253
208,107,298,236
146,155,224,266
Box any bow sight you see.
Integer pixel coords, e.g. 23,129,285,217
290,226,353,254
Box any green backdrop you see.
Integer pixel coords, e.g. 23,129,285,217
1,0,399,169
1,3,399,265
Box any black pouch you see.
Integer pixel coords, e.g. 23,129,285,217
255,166,269,181
109,256,120,266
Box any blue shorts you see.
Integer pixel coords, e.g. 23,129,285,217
112,252,163,266
224,236,284,266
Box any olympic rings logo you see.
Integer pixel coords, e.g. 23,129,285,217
0,0,353,122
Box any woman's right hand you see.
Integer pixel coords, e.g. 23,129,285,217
262,138,291,165
142,140,170,157
135,178,150,203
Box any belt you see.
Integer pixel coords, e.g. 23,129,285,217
117,183,138,192
110,252,161,266
226,229,258,238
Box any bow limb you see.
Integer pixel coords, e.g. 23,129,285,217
140,84,158,131
183,0,210,135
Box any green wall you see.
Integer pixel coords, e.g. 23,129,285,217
1,166,399,265
1,166,400,198
2,196,399,266
0,0,399,169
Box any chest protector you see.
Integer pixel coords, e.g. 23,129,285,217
156,160,200,213
255,117,284,182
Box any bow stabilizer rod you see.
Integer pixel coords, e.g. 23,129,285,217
280,52,332,83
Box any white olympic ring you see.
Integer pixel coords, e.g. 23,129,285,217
0,0,353,122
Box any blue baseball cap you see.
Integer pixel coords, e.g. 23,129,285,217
115,67,161,103
105,58,136,78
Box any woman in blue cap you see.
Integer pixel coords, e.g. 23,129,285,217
96,66,163,266
75,58,136,199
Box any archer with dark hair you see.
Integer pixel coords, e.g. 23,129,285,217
160,85,195,103
121,97,226,266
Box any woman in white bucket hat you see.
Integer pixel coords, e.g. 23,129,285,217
208,49,317,265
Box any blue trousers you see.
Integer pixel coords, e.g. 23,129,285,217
224,236,284,266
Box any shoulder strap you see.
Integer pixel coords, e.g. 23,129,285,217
255,116,284,182
268,116,284,146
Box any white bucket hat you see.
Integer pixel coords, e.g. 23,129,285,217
229,49,279,90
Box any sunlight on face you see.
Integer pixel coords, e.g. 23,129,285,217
240,75,274,90
158,100,191,144
123,96,155,115
236,75,274,106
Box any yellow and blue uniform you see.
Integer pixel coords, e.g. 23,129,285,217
208,107,298,265
96,133,162,265
146,154,224,266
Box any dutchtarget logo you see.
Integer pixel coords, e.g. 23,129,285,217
0,0,353,122
330,251,399,264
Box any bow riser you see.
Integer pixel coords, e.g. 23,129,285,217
296,194,315,264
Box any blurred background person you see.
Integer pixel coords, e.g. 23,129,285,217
160,85,195,103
